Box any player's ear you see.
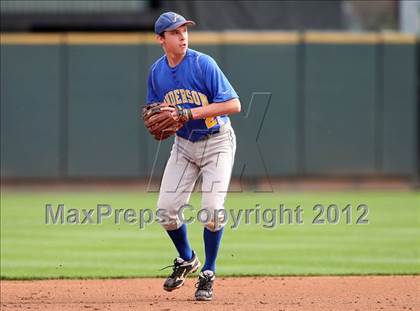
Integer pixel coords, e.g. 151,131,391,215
156,33,165,45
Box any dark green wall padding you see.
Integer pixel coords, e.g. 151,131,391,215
1,45,61,177
1,38,417,179
304,44,377,175
66,45,145,177
381,43,417,176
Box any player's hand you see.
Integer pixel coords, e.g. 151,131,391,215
171,105,193,123
142,102,191,141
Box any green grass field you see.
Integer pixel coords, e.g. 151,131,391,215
1,190,419,279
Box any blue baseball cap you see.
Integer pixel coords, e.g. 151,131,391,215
154,12,195,35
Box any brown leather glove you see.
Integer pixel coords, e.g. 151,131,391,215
142,102,193,140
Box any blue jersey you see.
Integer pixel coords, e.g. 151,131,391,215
147,48,238,142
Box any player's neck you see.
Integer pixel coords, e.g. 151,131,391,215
166,51,186,68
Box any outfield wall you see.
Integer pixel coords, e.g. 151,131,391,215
0,32,417,179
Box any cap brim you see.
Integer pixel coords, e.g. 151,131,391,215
165,20,196,32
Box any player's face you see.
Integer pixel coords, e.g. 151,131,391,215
159,25,189,55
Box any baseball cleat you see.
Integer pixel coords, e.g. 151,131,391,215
194,270,215,301
162,250,200,292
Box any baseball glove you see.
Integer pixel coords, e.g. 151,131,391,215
142,102,193,140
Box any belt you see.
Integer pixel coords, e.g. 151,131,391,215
176,122,231,143
195,129,220,142
194,122,231,142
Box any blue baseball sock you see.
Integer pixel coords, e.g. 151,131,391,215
166,224,193,261
202,227,224,272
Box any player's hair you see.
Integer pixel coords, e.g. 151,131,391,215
158,32,166,38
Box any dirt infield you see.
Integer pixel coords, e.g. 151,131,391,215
1,276,419,311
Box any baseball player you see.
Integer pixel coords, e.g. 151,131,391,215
144,12,241,301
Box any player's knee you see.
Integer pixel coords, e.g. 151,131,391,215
156,200,181,230
160,220,180,231
157,209,181,230
202,208,227,232
204,221,226,232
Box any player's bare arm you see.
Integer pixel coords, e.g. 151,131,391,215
189,98,241,120
166,98,240,121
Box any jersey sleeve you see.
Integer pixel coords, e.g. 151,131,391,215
146,67,160,104
199,55,238,103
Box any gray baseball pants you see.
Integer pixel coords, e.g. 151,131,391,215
157,123,236,231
